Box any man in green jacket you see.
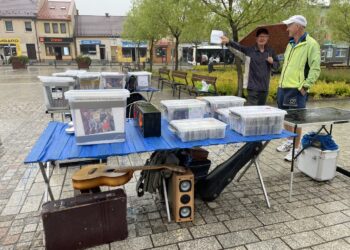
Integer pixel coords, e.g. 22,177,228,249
276,15,321,161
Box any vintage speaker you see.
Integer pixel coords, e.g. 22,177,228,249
168,169,194,222
134,102,161,137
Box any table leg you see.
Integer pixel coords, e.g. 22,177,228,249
162,178,171,222
236,160,254,182
289,124,298,201
39,162,55,201
254,158,271,208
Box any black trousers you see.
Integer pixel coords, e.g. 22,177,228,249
247,90,268,106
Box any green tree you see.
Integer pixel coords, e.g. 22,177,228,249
201,0,308,96
123,0,165,71
327,0,350,43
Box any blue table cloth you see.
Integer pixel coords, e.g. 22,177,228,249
25,120,295,164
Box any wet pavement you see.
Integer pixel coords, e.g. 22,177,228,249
0,65,349,249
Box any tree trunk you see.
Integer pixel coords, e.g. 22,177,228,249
231,25,244,97
149,40,154,72
175,36,179,70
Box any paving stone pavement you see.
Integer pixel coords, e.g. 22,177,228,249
0,66,350,249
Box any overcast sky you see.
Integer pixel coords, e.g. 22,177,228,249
75,0,132,16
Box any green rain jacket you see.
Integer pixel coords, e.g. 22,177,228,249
279,33,321,90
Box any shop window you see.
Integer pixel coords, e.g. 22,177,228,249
122,48,132,58
156,47,166,57
335,48,347,58
139,48,147,57
4,45,17,56
5,21,13,32
63,46,70,56
52,23,59,33
45,45,55,56
326,48,333,58
80,44,97,55
44,23,50,33
60,23,66,33
25,21,32,32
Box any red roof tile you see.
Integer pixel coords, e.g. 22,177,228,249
37,0,73,20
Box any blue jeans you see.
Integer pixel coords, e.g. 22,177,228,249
277,87,307,109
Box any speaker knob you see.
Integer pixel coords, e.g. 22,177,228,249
179,180,191,192
179,206,191,218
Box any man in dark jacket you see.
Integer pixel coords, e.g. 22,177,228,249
221,28,279,105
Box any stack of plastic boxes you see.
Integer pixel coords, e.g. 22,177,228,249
198,96,246,117
77,72,101,89
169,118,227,142
64,89,130,145
100,72,126,89
160,99,207,121
127,71,152,90
229,106,287,136
39,76,75,111
52,70,87,89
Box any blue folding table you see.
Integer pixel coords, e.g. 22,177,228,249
25,119,295,209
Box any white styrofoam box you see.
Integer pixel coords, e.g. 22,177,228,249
198,96,246,116
297,146,339,181
38,76,75,110
169,118,227,142
229,106,287,136
160,99,207,121
64,89,130,145
76,72,101,89
127,71,152,90
100,72,126,89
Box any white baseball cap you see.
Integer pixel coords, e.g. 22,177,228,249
282,15,307,27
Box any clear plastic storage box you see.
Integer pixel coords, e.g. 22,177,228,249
160,99,207,122
229,106,287,136
100,72,126,89
39,76,75,110
297,146,339,181
216,108,234,128
64,89,130,145
52,70,87,89
198,96,246,116
77,72,101,89
169,118,227,142
127,71,152,90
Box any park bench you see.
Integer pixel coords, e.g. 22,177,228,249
158,68,172,89
171,71,190,99
190,74,218,96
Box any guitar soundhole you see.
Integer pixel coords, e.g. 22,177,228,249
106,169,115,173
88,168,98,175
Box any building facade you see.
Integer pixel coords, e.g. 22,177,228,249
36,0,77,61
0,0,42,62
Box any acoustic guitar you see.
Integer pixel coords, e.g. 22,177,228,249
72,163,186,190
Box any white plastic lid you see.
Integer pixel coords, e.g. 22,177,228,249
65,89,130,100
170,118,227,132
161,99,206,108
229,106,287,117
127,71,152,76
77,72,101,79
38,76,75,83
52,70,86,77
100,72,126,77
198,96,246,104
216,108,231,116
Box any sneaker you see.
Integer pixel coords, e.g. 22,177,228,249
284,148,300,162
276,140,293,152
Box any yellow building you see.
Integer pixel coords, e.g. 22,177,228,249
37,0,77,61
0,0,41,62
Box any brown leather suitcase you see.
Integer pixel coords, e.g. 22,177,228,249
41,189,128,250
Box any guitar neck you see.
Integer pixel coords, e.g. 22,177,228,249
112,164,186,173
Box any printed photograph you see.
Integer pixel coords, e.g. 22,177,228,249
80,108,115,135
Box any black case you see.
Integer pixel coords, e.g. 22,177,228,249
41,189,128,250
135,102,161,137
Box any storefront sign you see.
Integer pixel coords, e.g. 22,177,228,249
122,41,147,48
80,40,101,45
0,38,20,44
39,37,73,43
